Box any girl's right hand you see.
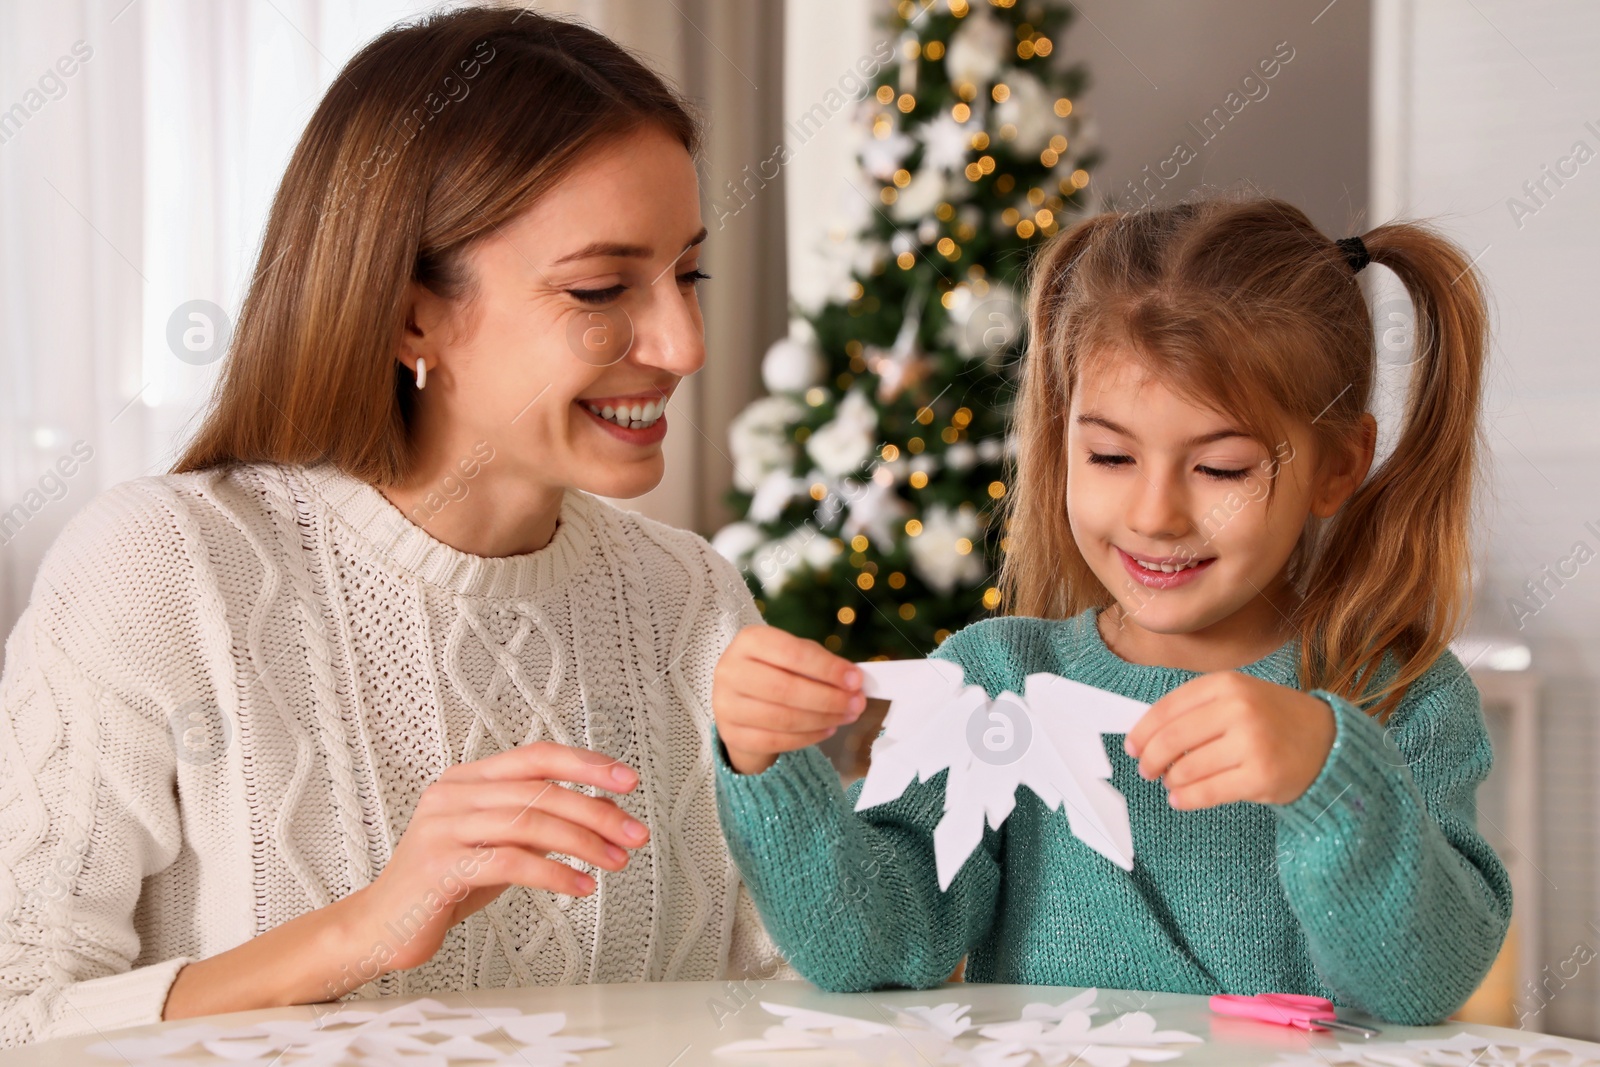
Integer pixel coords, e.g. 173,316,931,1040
713,625,865,776
340,742,650,981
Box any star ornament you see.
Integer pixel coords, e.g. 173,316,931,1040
855,660,1150,889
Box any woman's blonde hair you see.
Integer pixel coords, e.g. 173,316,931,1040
174,6,701,484
1000,193,1489,718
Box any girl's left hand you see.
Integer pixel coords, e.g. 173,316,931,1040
1123,672,1336,810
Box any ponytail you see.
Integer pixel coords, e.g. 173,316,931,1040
1295,221,1489,717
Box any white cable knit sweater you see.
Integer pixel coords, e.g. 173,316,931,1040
0,462,791,1047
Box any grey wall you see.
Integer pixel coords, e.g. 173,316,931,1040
1374,0,1600,1037
1059,0,1370,235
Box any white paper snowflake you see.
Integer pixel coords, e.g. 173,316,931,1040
713,1001,946,1064
854,660,1150,889
85,997,609,1067
714,990,1202,1067
1268,1030,1600,1067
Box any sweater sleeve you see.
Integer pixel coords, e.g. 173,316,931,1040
0,483,215,1047
712,627,1005,992
0,608,192,1046
1274,667,1512,1024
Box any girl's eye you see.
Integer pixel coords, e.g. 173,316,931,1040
1087,452,1132,468
678,268,711,288
1197,465,1250,481
568,285,626,305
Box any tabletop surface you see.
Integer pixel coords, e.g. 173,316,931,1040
5,980,1596,1065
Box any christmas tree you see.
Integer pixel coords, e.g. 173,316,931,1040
713,0,1097,662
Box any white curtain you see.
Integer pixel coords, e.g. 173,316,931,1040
1,1,145,647
0,0,787,652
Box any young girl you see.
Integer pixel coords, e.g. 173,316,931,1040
711,194,1511,1026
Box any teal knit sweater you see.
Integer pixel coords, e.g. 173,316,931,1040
714,609,1512,1025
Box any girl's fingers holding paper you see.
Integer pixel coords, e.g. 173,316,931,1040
1155,736,1244,792
721,692,854,735
739,625,862,692
727,664,864,717
1125,675,1225,757
1134,705,1230,780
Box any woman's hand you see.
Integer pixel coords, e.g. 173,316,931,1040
165,741,650,1018
341,742,650,979
713,625,865,776
1123,672,1335,810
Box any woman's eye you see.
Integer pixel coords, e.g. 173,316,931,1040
1197,465,1250,481
1087,452,1132,468
568,270,708,305
568,285,627,305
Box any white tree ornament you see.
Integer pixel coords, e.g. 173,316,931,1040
908,504,987,595
944,7,1011,87
761,334,827,394
806,389,879,478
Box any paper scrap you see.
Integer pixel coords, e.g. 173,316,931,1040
854,659,1150,888
85,996,609,1066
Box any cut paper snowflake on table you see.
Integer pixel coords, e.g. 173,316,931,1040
711,1001,983,1065
855,659,1151,888
979,1006,1203,1066
85,997,609,1067
714,989,1201,1067
1269,1030,1600,1067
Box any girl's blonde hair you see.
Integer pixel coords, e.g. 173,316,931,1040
1000,193,1488,718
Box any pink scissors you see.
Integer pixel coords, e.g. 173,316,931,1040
1209,993,1381,1038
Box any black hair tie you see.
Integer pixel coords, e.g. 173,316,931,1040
1336,236,1371,273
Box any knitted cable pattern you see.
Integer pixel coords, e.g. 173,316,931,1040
0,461,791,1047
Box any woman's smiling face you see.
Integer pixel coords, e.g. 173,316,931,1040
402,123,707,501
1066,350,1319,644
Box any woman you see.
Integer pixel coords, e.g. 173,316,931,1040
0,7,788,1046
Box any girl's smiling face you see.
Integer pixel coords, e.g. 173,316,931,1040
1067,349,1372,666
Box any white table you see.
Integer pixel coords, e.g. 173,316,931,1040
5,981,1598,1065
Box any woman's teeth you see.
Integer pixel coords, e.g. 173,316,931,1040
1133,556,1208,573
584,398,665,429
